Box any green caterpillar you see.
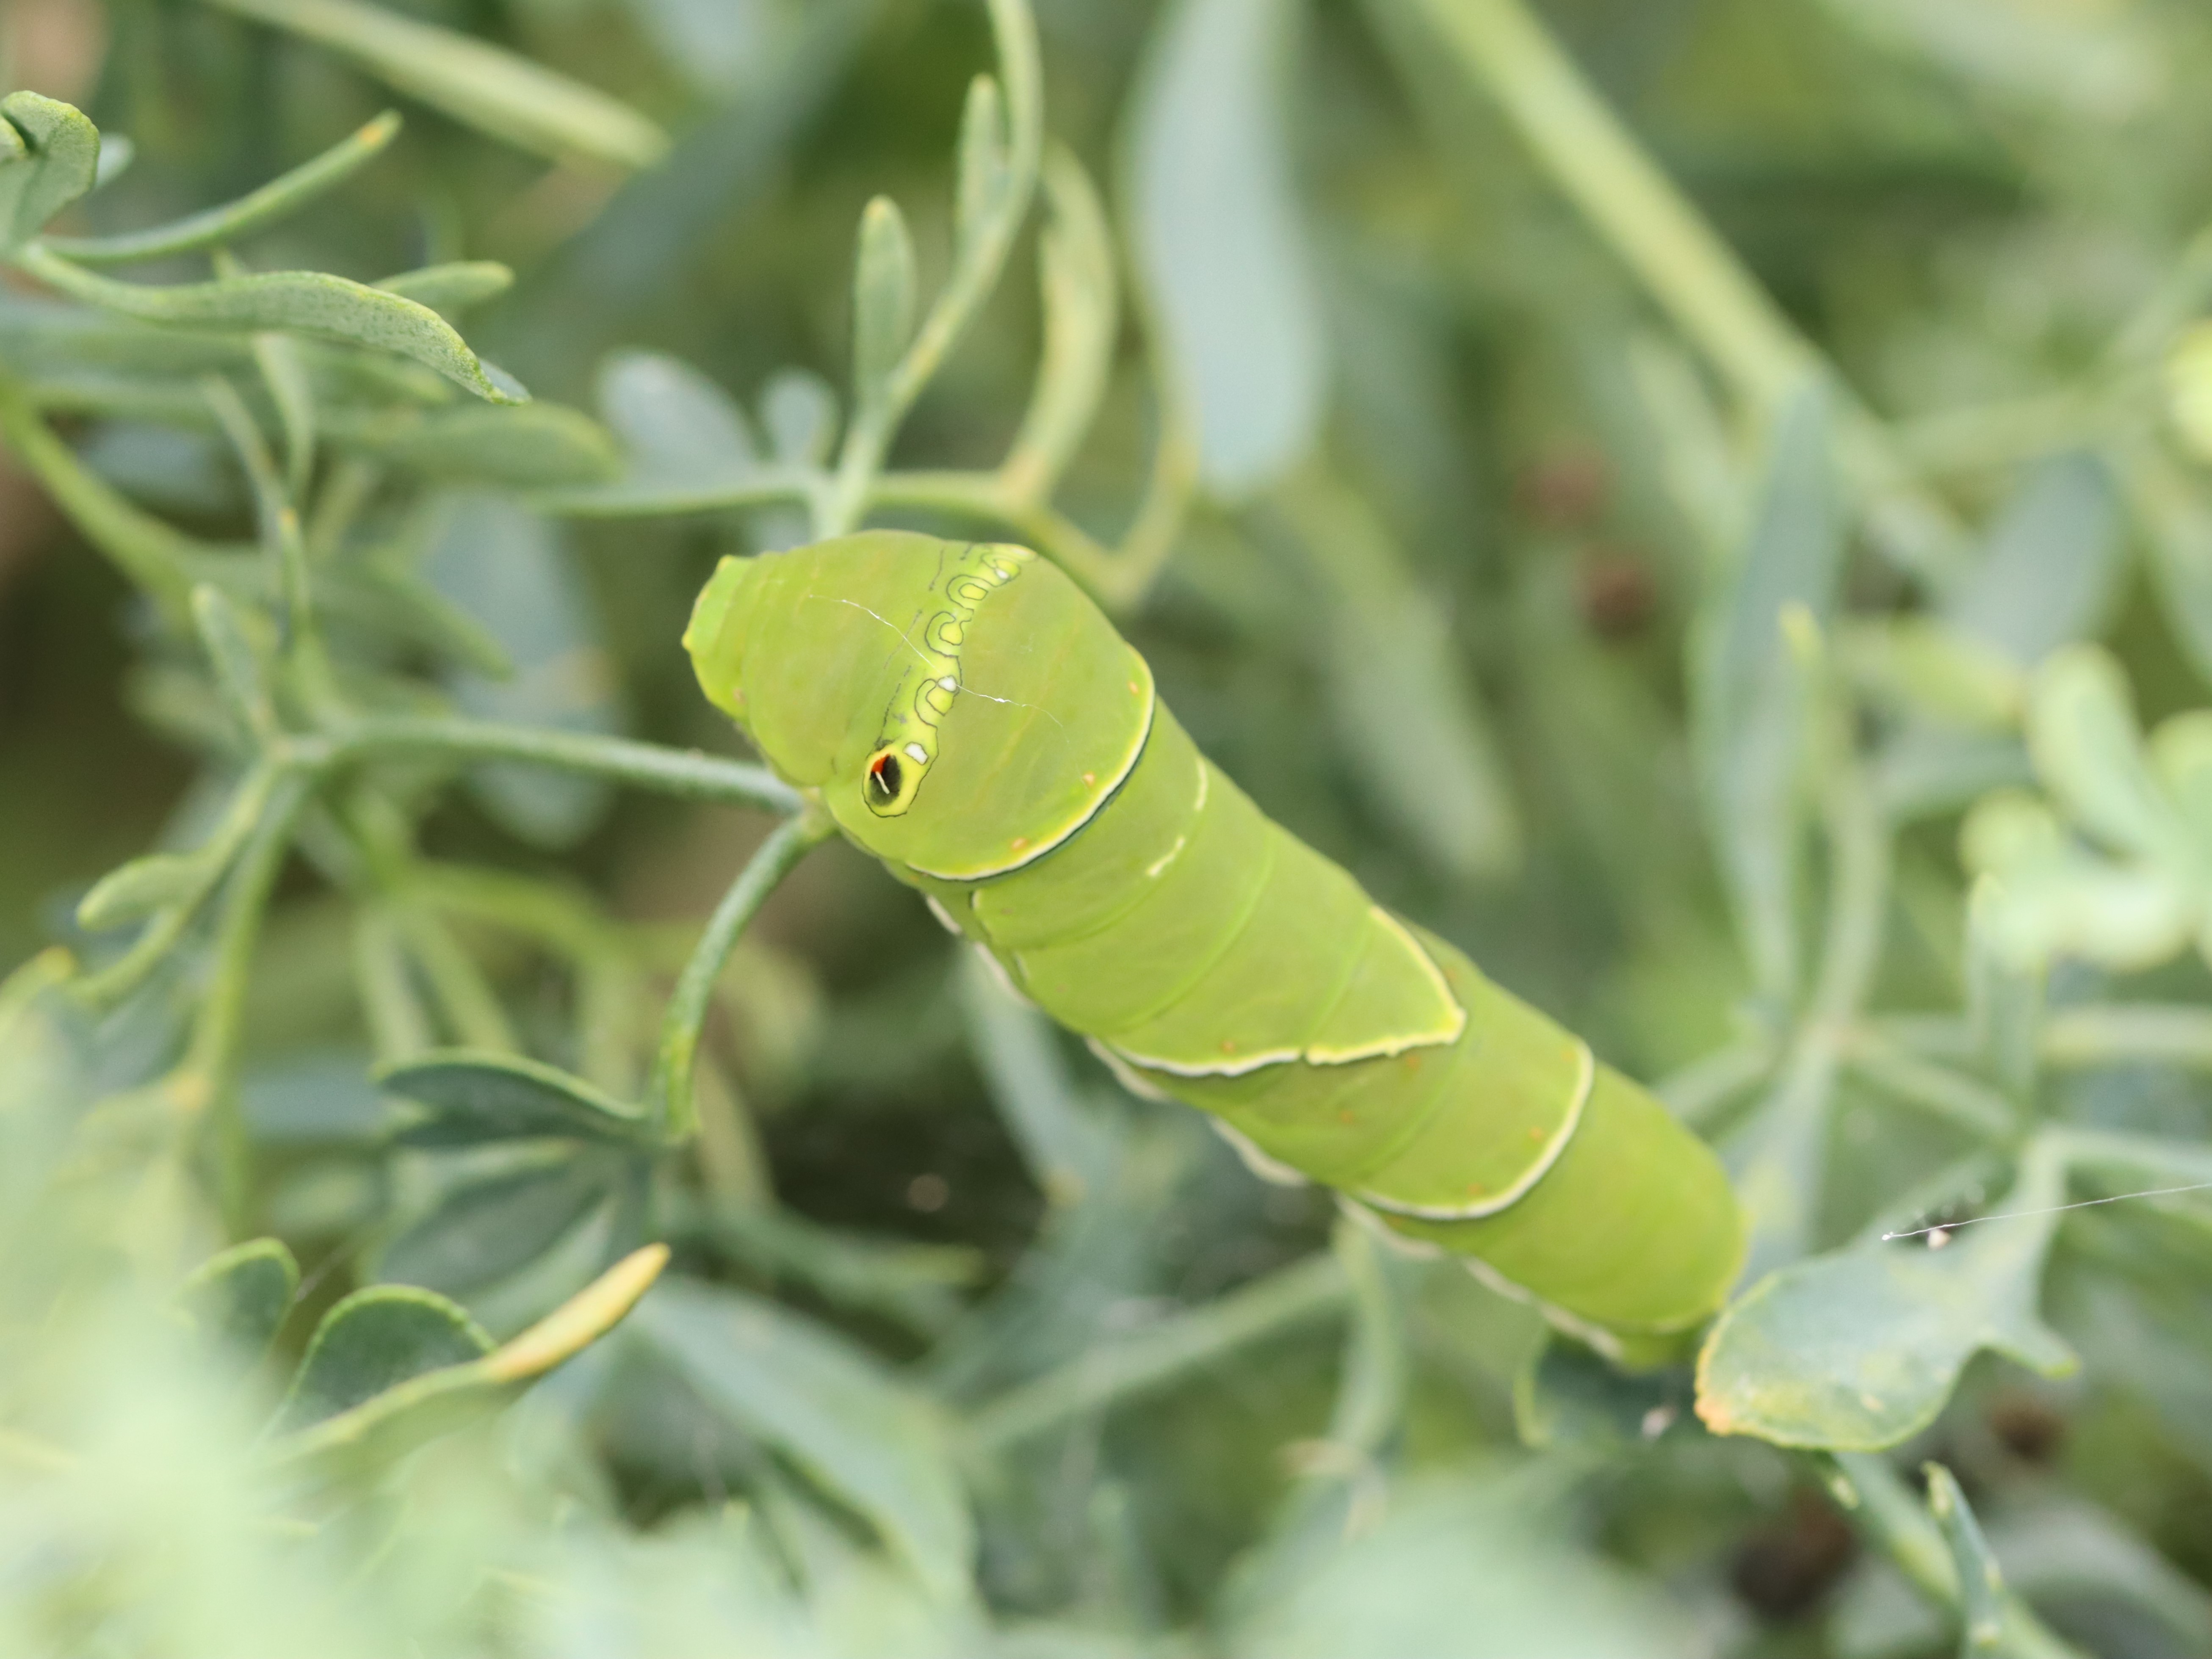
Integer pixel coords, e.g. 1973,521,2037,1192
686,531,1743,1349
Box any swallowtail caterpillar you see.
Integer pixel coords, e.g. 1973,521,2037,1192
686,532,1744,1350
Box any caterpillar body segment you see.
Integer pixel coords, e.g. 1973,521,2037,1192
685,531,1745,1343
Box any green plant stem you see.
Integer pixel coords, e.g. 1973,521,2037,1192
312,716,802,813
1733,731,1894,1269
0,367,203,625
72,762,286,1007
647,808,835,1141
963,1252,1352,1454
1393,0,1965,583
39,111,403,265
1818,1454,2085,1659
2040,1003,2212,1069
171,770,312,1234
819,0,1043,536
1841,1026,2017,1143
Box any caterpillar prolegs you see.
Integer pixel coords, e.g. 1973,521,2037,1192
685,531,1744,1347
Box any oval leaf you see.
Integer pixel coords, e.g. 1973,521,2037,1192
1126,0,1326,497
178,1237,300,1360
630,1278,975,1601
275,1283,493,1431
378,1050,652,1147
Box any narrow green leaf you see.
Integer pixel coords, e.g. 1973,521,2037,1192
189,583,276,738
0,91,102,246
1001,145,1119,503
1942,451,2122,668
376,260,514,315
1126,0,1324,497
378,1155,620,1296
1836,617,2025,732
264,1244,669,1476
204,0,670,170
39,111,402,266
595,348,759,488
2127,446,2212,692
630,1278,976,1602
851,196,918,409
75,850,210,931
1924,1463,2008,1656
1696,1145,2076,1449
178,1237,300,1360
2025,644,2183,860
13,242,525,404
954,75,1010,260
417,492,625,845
274,1283,494,1432
378,1049,653,1147
334,401,621,488
252,332,317,500
1690,382,1844,1004
1276,468,1522,878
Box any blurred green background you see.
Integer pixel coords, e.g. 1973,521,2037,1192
6,0,2212,1653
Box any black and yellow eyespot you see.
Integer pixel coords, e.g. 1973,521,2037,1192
863,743,928,816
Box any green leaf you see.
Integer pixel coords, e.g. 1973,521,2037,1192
1126,0,1324,498
1002,146,1118,502
376,260,514,315
1690,382,1843,1004
1960,793,2193,971
0,91,102,246
1924,1463,2008,1656
178,1237,299,1360
1942,451,2122,668
378,1153,622,1295
14,243,525,405
1695,1145,2076,1449
596,348,759,486
417,493,625,845
265,1243,668,1475
1836,616,2025,732
762,368,839,467
1513,1333,1696,1452
335,401,621,488
2026,644,2188,862
274,1283,494,1431
39,111,402,266
954,75,1011,261
189,583,276,739
203,0,670,170
1225,1469,1703,1659
698,1205,986,1339
378,1050,653,1147
851,196,918,409
1277,468,1522,879
630,1278,976,1602
76,850,209,931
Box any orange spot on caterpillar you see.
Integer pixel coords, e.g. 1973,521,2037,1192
1528,1125,1546,1142
1338,1110,1354,1124
1466,1182,1486,1196
1220,1039,1238,1053
1128,680,1139,694
1010,836,1028,851
1402,1053,1421,1070
1082,771,1096,786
